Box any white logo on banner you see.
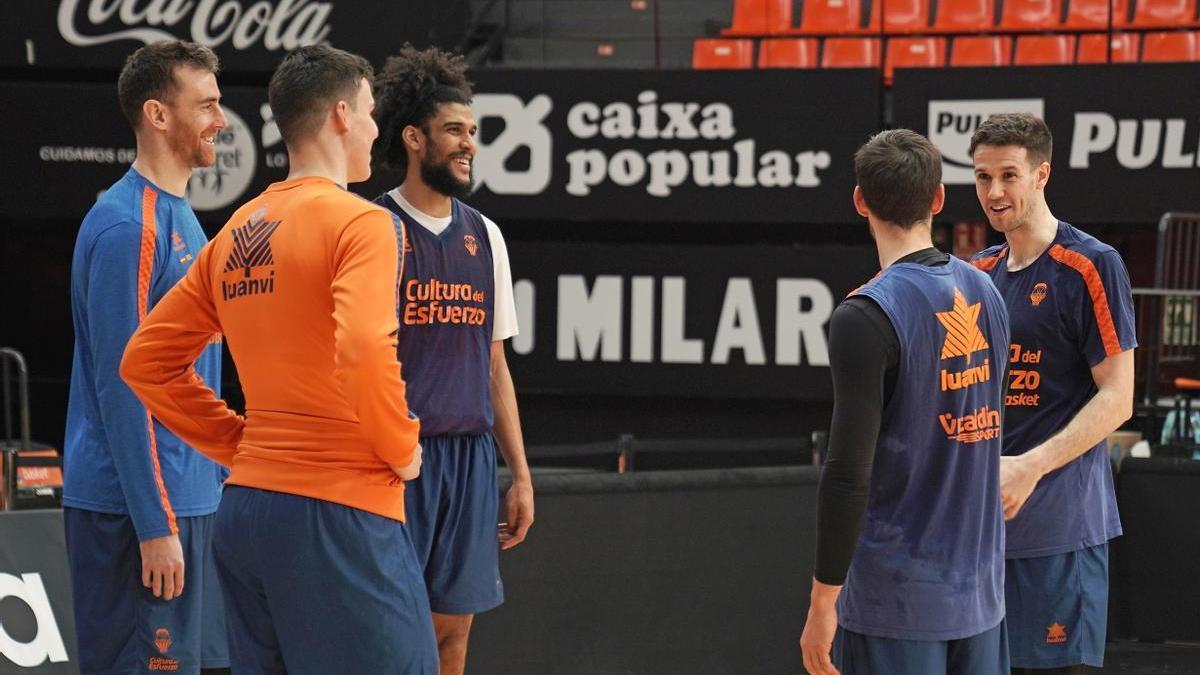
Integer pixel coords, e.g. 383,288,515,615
928,99,1045,184
1069,114,1200,169
0,573,69,668
56,0,332,51
188,105,257,211
473,94,554,195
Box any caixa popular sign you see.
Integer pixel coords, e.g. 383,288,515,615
0,512,78,674
0,0,458,72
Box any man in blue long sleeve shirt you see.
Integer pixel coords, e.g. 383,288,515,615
64,41,231,675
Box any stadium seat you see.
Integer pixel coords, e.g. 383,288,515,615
1000,0,1065,29
864,0,933,33
950,35,1013,64
1141,30,1200,60
885,37,947,82
1065,0,1131,28
1015,34,1077,63
799,0,869,34
821,38,883,67
934,0,997,31
1131,0,1198,27
692,39,755,68
723,0,794,34
1077,32,1140,61
759,38,821,66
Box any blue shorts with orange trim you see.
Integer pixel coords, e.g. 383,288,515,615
1005,543,1109,668
833,621,1009,675
63,508,228,675
404,433,504,615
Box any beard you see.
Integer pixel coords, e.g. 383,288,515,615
420,152,473,199
168,124,215,169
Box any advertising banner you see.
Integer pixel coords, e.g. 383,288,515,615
0,510,78,675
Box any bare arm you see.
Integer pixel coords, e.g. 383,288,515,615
1000,349,1134,519
491,340,534,549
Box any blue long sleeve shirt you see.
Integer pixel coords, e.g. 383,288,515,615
64,167,225,541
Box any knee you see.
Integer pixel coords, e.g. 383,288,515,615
434,613,474,647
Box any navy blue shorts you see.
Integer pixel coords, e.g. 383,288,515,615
404,434,503,615
1005,543,1109,668
63,508,229,674
833,621,1009,675
212,486,437,674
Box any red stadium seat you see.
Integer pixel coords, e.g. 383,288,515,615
799,0,869,34
864,0,933,33
692,39,755,68
1131,0,1198,27
885,37,947,82
1000,0,1065,29
1015,34,1077,63
950,35,1013,64
1065,0,1131,29
1141,30,1200,60
1077,32,1140,61
759,38,821,66
821,37,883,67
934,0,997,31
723,0,794,34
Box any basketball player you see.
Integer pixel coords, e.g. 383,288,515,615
970,113,1135,674
370,44,533,674
800,129,1010,675
121,45,436,672
64,40,230,675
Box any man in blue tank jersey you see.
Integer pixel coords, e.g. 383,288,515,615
800,129,1011,675
64,41,229,675
370,44,534,675
970,113,1136,675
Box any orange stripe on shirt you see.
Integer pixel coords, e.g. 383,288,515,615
1048,244,1123,358
971,247,1008,271
137,187,178,536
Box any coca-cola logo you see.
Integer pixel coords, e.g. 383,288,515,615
57,0,332,51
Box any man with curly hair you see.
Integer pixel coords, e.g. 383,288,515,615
371,44,534,674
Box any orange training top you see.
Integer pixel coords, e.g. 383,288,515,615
121,176,420,522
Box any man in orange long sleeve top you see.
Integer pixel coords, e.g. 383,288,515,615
121,45,437,673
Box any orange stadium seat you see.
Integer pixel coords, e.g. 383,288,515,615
1015,34,1078,63
1141,30,1200,60
934,0,997,31
759,38,821,66
865,0,933,33
885,37,947,81
1065,0,1131,28
822,37,883,67
1001,0,1065,29
950,35,1013,64
1131,0,1198,27
723,0,794,34
693,39,755,68
800,0,868,34
1077,32,1140,60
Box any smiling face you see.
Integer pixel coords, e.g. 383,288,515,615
163,65,226,169
972,143,1049,235
415,102,477,199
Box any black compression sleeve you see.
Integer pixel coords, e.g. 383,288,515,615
813,296,898,585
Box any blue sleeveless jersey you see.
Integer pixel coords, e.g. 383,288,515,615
838,256,1010,641
373,195,494,436
972,221,1133,558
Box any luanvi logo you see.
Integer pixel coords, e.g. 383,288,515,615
928,99,1045,184
937,288,992,392
56,0,332,52
0,572,70,667
221,209,280,300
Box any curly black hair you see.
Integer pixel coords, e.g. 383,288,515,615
373,44,473,175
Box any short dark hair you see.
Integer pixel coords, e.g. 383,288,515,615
969,113,1053,166
373,44,473,174
854,129,942,228
117,40,219,131
268,45,374,149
